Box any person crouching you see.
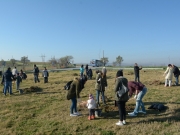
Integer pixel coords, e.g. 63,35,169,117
87,94,96,120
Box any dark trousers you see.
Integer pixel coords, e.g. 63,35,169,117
89,109,95,116
135,74,140,82
44,77,48,83
117,101,126,121
34,74,40,83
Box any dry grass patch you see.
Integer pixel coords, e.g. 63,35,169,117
0,69,180,135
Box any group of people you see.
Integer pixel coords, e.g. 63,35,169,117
67,63,179,126
163,64,179,87
33,64,49,83
1,65,50,96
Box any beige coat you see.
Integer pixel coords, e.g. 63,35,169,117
164,67,173,80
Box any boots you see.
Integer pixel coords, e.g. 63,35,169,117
88,116,91,120
91,115,95,120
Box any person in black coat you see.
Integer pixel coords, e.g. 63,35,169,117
172,64,179,86
134,63,142,82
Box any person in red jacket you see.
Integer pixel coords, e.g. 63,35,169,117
128,81,147,116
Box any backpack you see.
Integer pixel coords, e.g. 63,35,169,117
148,103,166,112
117,80,128,98
34,67,39,73
64,81,73,90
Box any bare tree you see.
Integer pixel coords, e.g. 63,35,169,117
58,56,73,67
49,57,58,67
101,57,109,66
116,55,123,66
21,56,29,70
10,59,16,66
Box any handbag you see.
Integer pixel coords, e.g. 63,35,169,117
117,80,128,98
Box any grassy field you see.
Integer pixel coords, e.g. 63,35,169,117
0,69,180,135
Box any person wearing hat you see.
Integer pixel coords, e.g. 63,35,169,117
1,67,14,95
114,69,129,126
86,94,96,120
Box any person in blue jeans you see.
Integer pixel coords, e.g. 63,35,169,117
128,81,147,116
1,67,14,95
67,77,82,116
95,70,107,106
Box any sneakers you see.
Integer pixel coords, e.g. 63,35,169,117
73,112,80,116
128,112,137,116
122,120,126,125
138,110,146,114
70,114,78,116
116,121,124,126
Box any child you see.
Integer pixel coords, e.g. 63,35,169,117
86,94,96,120
16,73,22,90
42,67,49,83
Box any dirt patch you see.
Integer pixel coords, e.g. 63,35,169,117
149,80,164,85
101,104,135,112
23,86,43,93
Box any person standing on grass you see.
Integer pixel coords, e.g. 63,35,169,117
15,73,22,90
67,77,81,116
12,67,18,77
134,63,142,82
42,67,49,83
163,64,173,87
85,64,89,75
1,67,14,95
95,70,107,106
87,68,93,79
172,64,179,86
80,65,84,78
114,69,129,126
33,64,40,83
128,81,147,117
86,94,96,120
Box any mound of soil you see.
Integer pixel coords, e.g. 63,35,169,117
101,105,134,112
23,86,42,93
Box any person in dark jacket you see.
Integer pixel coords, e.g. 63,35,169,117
1,67,14,95
114,69,129,126
172,64,179,86
67,77,81,116
33,64,40,83
128,81,147,116
15,73,22,90
87,68,93,79
134,63,142,82
85,64,89,75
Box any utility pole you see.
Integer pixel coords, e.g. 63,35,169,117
40,54,46,66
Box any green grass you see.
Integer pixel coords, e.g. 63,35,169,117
0,69,180,135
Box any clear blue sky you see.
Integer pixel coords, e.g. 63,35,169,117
0,0,180,66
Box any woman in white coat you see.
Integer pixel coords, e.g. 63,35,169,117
164,64,173,87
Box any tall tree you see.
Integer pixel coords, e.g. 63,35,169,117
116,55,123,66
101,57,109,66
